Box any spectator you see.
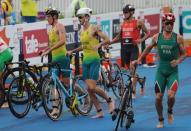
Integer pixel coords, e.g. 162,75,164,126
65,0,87,18
21,0,38,23
1,0,15,25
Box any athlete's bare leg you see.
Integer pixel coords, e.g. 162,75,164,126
86,79,115,118
155,93,164,128
167,90,175,124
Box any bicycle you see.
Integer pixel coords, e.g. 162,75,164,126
7,60,51,118
0,60,32,108
111,72,146,131
41,62,92,121
97,46,125,101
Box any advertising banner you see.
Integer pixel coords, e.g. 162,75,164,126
65,25,80,50
101,20,110,38
144,14,160,37
112,19,120,39
182,11,191,33
23,29,48,58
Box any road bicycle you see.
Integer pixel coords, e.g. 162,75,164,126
7,60,51,118
112,72,146,131
41,62,93,121
97,46,125,101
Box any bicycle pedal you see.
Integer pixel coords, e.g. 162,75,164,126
71,108,79,117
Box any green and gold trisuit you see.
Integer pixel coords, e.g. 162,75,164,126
48,26,70,77
155,32,180,93
80,25,100,80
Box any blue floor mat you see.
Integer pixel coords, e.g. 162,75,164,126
0,58,191,131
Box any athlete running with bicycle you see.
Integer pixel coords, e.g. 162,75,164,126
132,13,187,128
110,4,150,98
67,7,115,119
41,7,70,116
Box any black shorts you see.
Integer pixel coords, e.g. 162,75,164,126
120,44,139,67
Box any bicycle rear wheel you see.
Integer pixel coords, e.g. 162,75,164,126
7,77,32,118
41,75,63,121
111,63,125,99
74,75,93,115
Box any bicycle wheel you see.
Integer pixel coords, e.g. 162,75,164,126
7,77,32,118
115,110,123,131
41,75,63,121
120,86,134,129
111,63,125,99
0,84,5,107
1,68,17,106
74,75,93,115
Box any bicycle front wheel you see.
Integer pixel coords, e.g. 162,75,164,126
120,86,134,129
74,75,93,115
123,110,134,129
41,75,63,121
7,77,32,118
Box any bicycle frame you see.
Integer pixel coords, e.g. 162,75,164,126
51,68,73,98
50,68,88,102
112,72,135,131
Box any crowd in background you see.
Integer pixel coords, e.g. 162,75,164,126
0,0,87,26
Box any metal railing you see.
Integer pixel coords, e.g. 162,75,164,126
13,0,190,15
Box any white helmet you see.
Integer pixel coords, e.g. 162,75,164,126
76,7,92,17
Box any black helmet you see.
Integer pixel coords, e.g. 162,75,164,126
45,7,60,17
123,4,135,12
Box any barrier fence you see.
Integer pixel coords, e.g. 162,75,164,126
0,6,191,66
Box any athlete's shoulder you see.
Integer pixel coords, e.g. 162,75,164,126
176,34,184,44
91,24,101,32
56,22,65,28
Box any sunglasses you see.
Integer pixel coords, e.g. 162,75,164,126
165,22,174,26
78,16,84,19
123,11,130,14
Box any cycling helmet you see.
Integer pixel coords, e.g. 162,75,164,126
76,7,92,17
123,4,135,12
162,13,175,22
45,7,60,17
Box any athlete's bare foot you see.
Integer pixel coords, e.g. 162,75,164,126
156,121,164,128
132,93,136,99
91,112,104,119
1,102,9,108
108,99,115,114
140,88,144,96
50,108,60,117
168,113,174,124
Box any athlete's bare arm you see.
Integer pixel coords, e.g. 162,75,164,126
170,34,187,67
93,25,110,45
135,20,150,44
110,23,122,44
137,33,158,63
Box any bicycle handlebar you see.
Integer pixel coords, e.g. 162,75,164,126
121,72,145,81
